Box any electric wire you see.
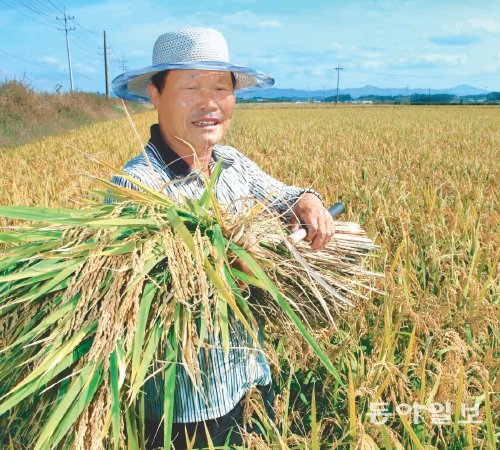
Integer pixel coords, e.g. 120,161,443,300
1,49,101,82
0,0,58,28
1,3,497,90
46,0,64,14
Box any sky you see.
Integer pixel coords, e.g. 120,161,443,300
1,0,499,94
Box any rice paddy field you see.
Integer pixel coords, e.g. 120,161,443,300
0,104,498,449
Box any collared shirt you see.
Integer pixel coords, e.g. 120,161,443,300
110,124,318,423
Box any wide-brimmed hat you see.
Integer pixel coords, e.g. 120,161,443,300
112,27,274,102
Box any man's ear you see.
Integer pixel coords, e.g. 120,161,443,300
148,83,159,111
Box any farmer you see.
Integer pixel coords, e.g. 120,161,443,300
111,27,334,448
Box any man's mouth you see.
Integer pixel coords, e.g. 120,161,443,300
192,118,221,127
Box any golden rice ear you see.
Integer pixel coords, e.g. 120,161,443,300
121,99,162,191
0,173,380,448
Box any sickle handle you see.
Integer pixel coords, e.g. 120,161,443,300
288,202,346,244
327,202,346,219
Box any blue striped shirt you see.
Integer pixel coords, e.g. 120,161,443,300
111,124,319,423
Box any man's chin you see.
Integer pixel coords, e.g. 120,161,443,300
191,135,222,151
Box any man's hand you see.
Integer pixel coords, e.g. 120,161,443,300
289,192,334,250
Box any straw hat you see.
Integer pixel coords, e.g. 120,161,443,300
112,27,274,102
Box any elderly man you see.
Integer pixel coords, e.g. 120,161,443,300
112,28,334,449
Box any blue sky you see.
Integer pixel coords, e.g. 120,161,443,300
1,0,499,94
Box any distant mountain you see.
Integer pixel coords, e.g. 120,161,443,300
237,84,488,100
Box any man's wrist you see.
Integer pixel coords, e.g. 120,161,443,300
298,188,324,204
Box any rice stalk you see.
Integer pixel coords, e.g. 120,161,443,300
0,166,379,448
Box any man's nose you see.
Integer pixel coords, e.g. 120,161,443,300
197,89,218,110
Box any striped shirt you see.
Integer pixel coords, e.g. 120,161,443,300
111,124,320,423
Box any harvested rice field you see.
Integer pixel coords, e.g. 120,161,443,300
0,104,498,449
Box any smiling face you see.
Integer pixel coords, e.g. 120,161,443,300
148,69,235,157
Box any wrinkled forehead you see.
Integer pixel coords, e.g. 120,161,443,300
170,69,233,83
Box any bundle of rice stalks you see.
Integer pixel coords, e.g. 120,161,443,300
0,163,380,449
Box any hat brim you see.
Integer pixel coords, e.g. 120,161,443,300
111,61,274,102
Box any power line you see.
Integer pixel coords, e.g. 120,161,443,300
73,18,98,36
1,50,49,69
1,0,100,53
0,0,58,28
71,69,101,83
32,0,60,15
46,0,64,14
15,0,56,21
1,49,101,83
6,60,100,86
70,39,97,56
118,55,128,73
71,30,100,55
73,27,99,42
104,35,122,63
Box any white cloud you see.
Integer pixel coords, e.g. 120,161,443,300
360,50,382,59
211,0,257,5
55,63,96,75
326,42,359,60
259,20,281,29
220,10,282,30
311,68,325,77
416,53,467,65
127,50,149,59
38,56,61,65
328,42,344,51
0,68,14,77
481,63,500,74
361,60,385,69
73,0,141,22
3,0,499,92
394,53,468,71
466,18,499,33
221,10,252,23
444,18,499,34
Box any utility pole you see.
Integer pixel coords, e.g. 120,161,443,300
428,88,431,104
57,8,75,92
119,55,128,74
103,31,110,97
334,65,344,104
